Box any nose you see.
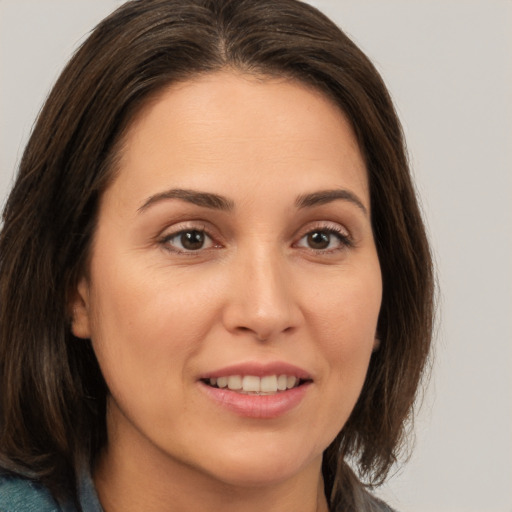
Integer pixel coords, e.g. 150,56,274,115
221,246,303,342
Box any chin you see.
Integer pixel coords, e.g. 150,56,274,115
206,461,309,489
194,438,324,489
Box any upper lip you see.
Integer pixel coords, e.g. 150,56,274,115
199,361,312,380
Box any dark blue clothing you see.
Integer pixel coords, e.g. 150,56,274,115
0,471,397,511
0,471,102,512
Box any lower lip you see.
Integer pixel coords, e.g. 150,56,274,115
199,382,311,419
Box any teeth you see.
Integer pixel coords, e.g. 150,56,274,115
260,375,278,393
227,375,242,390
277,375,287,391
207,374,302,394
242,375,260,392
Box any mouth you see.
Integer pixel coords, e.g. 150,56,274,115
201,374,310,395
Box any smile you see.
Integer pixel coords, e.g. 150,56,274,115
199,362,313,417
204,374,304,394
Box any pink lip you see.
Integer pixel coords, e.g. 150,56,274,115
197,361,313,419
199,361,312,380
199,381,311,419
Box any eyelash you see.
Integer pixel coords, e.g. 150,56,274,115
158,223,353,255
158,224,217,255
294,225,353,254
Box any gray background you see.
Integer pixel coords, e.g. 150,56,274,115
1,1,511,511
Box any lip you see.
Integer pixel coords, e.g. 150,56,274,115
198,361,313,419
199,361,312,380
199,381,311,419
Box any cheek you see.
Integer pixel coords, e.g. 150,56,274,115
305,260,382,409
86,261,220,407
308,263,381,348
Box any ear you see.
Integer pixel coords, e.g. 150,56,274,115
372,335,381,352
69,277,92,339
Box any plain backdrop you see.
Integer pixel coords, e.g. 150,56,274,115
1,1,511,511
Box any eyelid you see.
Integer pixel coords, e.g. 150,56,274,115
293,221,354,252
295,220,350,239
157,221,221,254
155,219,354,256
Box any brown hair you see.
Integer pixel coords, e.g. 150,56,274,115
0,0,434,510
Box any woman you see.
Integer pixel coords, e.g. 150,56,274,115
0,1,434,511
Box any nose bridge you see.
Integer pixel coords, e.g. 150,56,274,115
223,240,300,341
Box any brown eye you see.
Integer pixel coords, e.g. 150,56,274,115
307,231,330,250
296,227,351,252
163,229,214,252
180,230,205,250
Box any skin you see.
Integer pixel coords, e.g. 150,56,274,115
71,71,382,512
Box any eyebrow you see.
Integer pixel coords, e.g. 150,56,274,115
138,187,367,215
295,189,368,215
138,188,234,213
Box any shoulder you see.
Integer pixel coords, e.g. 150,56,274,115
0,474,61,512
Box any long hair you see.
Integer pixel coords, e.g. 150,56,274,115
0,1,434,510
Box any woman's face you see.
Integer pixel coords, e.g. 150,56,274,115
72,72,382,489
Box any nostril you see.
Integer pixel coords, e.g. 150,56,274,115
234,325,270,341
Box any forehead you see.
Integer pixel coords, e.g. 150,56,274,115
108,71,369,209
